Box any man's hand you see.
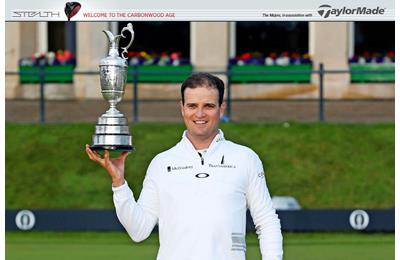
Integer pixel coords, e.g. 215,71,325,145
85,144,130,187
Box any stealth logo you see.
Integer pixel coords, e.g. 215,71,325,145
12,11,60,18
317,4,385,18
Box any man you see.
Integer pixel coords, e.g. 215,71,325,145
86,72,283,260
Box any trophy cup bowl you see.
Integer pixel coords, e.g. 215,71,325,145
100,65,127,103
90,23,135,152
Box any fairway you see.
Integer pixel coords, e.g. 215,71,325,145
6,231,394,260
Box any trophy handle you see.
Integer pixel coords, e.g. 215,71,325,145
120,23,134,60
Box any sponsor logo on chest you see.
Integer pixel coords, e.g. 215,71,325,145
167,165,193,172
208,163,236,169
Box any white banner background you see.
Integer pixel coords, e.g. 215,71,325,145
5,0,395,21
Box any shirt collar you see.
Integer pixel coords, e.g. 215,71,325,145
180,129,225,157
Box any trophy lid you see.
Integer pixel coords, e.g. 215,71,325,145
99,23,134,68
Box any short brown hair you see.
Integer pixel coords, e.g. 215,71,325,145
181,73,225,106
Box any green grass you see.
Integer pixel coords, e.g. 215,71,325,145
5,231,394,260
5,122,394,209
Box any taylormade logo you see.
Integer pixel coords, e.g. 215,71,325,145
317,4,385,18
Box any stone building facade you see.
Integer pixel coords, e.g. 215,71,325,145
5,22,394,100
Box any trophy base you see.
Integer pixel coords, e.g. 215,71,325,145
92,133,133,152
91,113,133,152
90,144,134,152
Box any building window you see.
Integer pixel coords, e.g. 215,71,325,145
230,22,311,83
118,22,191,83
350,22,394,83
354,22,394,57
47,22,76,54
118,22,190,60
235,22,309,57
48,22,66,52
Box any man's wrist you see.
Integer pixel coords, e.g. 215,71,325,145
112,178,125,187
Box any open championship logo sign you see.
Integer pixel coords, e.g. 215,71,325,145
15,210,36,231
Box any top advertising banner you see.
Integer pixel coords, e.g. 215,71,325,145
5,0,395,21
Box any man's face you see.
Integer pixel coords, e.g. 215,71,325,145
181,86,225,141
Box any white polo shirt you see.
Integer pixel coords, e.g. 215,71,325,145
112,130,283,260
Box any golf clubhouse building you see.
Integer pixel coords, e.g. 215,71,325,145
5,22,394,100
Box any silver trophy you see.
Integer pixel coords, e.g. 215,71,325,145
91,23,134,151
